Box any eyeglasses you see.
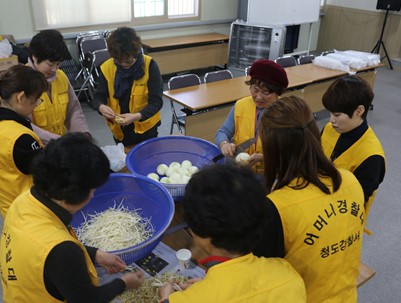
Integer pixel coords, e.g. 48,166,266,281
114,57,137,66
250,85,273,98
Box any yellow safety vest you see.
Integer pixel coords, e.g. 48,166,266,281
0,120,42,218
268,169,364,303
31,69,69,136
321,123,385,221
101,55,161,140
170,254,306,303
234,96,263,173
0,190,98,302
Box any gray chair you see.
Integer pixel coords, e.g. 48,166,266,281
204,69,233,83
275,56,297,67
167,74,201,134
245,66,251,76
298,54,316,65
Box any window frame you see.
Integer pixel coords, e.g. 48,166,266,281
132,0,201,26
31,0,201,31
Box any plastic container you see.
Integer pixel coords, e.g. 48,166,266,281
71,173,175,264
126,136,222,200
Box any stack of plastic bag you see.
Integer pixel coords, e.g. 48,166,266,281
313,55,351,73
326,52,367,69
338,50,381,67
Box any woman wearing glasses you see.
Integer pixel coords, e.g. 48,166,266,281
0,65,48,218
27,29,91,145
215,59,288,173
92,27,163,150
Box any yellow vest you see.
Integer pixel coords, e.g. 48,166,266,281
0,120,42,218
101,55,161,140
0,190,98,302
170,254,306,303
31,69,69,136
321,123,386,221
268,169,364,303
234,96,263,173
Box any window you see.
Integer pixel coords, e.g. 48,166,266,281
32,0,131,30
32,0,200,30
133,0,200,23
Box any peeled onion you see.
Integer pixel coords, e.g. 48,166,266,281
235,152,251,166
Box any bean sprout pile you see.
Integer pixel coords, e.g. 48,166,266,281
75,201,154,251
112,272,187,303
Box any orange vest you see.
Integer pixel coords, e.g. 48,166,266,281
268,169,364,303
31,69,69,136
321,123,385,221
170,254,306,303
0,190,98,302
0,120,42,218
233,96,263,173
101,55,161,140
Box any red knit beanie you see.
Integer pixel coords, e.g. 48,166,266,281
249,59,289,88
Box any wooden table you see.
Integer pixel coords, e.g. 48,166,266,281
163,63,381,142
142,33,229,75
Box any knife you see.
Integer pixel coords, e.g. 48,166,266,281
212,138,256,162
234,137,256,156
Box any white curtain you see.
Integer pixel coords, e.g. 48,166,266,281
32,0,132,30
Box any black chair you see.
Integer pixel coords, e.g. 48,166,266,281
76,33,107,81
204,69,233,83
59,58,89,101
167,74,201,134
298,54,316,65
321,50,335,56
275,56,297,67
77,49,110,101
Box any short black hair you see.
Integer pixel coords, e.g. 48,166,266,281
31,133,110,205
107,27,142,61
183,164,268,255
322,75,374,119
28,29,71,63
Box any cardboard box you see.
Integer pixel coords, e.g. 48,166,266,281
0,55,18,72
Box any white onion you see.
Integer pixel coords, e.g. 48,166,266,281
235,152,251,166
156,164,168,175
147,173,159,182
160,177,171,184
181,160,192,169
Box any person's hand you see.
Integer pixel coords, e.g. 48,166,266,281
220,141,236,157
95,250,126,274
249,153,263,167
158,281,175,301
121,270,144,290
178,277,201,290
116,113,142,126
99,104,116,120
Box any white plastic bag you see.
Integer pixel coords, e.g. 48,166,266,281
0,38,13,59
101,143,126,172
313,55,351,73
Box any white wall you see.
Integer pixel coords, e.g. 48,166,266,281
0,0,237,42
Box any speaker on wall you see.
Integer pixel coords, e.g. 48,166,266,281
376,0,401,11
